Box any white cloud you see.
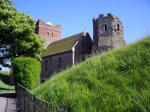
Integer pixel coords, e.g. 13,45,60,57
46,22,53,25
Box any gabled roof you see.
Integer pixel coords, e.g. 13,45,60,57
41,32,83,57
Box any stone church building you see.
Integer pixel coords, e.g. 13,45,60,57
40,31,92,78
37,13,126,79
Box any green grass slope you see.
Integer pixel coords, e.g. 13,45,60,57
0,72,15,93
33,36,150,112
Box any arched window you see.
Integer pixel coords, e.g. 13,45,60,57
82,43,84,51
58,57,62,69
104,24,108,31
47,32,49,36
88,44,91,54
117,24,120,31
51,33,54,37
45,60,48,71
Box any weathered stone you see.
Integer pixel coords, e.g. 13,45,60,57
93,13,125,53
39,13,126,79
41,32,92,79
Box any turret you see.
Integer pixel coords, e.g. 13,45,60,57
93,13,125,53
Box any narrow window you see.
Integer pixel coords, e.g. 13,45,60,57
45,60,48,71
82,43,84,51
117,24,120,31
58,57,62,69
51,33,54,37
104,24,108,31
47,32,49,36
88,44,91,53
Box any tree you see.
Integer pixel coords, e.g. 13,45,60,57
0,0,45,68
0,0,12,5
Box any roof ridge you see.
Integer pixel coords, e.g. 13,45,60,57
49,32,83,45
41,32,84,57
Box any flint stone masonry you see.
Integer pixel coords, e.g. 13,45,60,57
74,33,92,63
93,13,125,53
41,32,92,79
41,51,73,78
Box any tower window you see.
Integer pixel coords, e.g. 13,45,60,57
117,24,120,31
51,33,54,37
104,24,108,31
47,32,49,36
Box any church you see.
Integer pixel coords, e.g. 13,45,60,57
35,13,125,79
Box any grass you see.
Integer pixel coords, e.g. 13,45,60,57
0,72,15,93
32,36,150,112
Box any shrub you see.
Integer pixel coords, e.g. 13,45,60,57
12,57,41,89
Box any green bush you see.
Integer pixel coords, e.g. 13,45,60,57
32,36,150,112
12,57,41,89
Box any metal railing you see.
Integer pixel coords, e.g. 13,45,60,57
16,83,67,112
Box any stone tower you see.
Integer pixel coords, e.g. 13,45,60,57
93,13,125,53
35,19,62,48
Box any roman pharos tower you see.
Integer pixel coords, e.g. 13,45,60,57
35,19,62,48
93,13,125,53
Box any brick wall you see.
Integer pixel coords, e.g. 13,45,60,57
35,19,62,48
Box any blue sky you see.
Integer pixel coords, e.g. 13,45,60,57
13,0,150,44
1,0,150,71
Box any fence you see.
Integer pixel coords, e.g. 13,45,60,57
16,83,67,112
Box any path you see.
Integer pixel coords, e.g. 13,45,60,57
0,93,16,112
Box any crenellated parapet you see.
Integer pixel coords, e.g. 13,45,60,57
93,13,126,53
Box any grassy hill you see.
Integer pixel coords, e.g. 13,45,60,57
0,72,15,93
32,36,150,112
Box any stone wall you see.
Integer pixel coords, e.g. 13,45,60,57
93,13,125,53
41,51,73,79
41,32,93,79
74,33,93,64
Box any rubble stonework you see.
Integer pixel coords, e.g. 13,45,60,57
93,13,125,53
41,32,92,79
